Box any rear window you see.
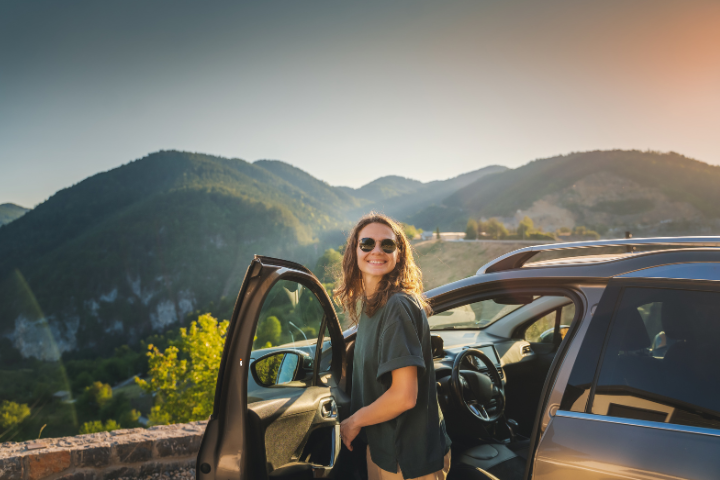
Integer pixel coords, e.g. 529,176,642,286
590,287,720,430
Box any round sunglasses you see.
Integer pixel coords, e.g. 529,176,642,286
358,237,398,253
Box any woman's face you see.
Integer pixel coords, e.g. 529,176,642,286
356,222,398,283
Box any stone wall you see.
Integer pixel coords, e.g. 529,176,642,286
0,422,207,480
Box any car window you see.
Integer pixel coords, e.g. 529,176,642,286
248,280,326,402
429,298,528,330
524,303,576,343
590,287,720,430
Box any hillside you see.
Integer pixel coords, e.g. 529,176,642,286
344,165,507,219
0,203,29,226
4,148,720,361
414,240,540,290
0,151,353,360
407,150,720,236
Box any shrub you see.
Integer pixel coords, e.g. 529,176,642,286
136,313,228,425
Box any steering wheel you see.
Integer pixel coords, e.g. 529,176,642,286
450,348,505,424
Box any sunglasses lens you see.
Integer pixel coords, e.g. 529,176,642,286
380,239,397,253
359,238,376,252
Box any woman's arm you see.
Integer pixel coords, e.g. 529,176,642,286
340,366,418,451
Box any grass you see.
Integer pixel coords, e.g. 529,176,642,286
413,240,540,290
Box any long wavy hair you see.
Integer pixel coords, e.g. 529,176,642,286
334,212,431,325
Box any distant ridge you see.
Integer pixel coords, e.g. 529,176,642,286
406,150,720,236
0,203,29,226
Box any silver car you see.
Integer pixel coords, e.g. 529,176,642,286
197,237,720,480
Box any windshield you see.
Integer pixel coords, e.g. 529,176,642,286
429,297,536,330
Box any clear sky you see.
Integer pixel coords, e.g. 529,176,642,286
2,0,719,207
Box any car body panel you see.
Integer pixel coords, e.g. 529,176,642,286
534,411,720,480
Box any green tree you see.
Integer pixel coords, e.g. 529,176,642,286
254,316,282,349
517,216,534,239
315,248,342,283
400,223,420,240
136,313,229,425
484,218,509,239
465,219,478,240
0,400,30,430
83,382,113,408
79,419,121,434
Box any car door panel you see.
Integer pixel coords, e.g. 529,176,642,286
197,256,347,480
532,279,720,479
247,389,340,479
535,411,720,480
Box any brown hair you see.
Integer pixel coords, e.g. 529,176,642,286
333,212,431,325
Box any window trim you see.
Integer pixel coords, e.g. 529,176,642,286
556,410,720,439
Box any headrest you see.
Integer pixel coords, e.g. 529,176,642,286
662,300,693,340
617,307,651,351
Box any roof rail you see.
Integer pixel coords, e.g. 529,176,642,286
476,236,720,275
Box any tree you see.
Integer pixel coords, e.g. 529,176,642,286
400,223,420,240
435,227,441,240
484,218,509,240
517,216,534,239
314,248,342,283
254,316,282,349
0,401,30,430
86,382,113,407
465,219,478,240
136,313,229,425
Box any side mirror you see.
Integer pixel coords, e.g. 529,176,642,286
250,350,312,387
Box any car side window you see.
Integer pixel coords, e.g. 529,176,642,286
524,303,576,343
590,287,720,430
248,280,326,403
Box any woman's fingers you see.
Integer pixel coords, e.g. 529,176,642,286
340,419,357,451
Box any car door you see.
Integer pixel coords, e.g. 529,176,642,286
196,256,349,480
532,277,720,479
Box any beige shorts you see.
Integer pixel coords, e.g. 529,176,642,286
366,446,451,480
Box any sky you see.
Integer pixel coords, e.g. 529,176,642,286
2,0,719,207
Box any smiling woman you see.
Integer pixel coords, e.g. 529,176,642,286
334,213,452,480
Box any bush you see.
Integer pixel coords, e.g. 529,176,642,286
136,313,228,425
0,401,30,430
79,419,121,434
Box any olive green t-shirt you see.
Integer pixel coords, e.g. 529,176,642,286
351,292,451,479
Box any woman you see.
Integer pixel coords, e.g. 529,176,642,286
337,213,452,480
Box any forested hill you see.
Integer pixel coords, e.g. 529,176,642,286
3,149,718,361
0,151,357,360
407,150,720,235
0,203,29,225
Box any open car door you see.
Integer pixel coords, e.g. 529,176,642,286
197,256,349,480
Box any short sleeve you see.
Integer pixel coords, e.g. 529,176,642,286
376,297,426,380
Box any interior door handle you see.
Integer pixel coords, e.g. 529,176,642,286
312,424,341,478
320,398,338,419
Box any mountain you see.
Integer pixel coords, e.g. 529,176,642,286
5,148,718,361
0,151,354,360
406,150,720,235
342,165,507,219
0,203,29,226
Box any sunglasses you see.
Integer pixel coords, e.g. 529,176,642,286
359,237,398,253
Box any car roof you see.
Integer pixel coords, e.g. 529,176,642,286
426,238,720,298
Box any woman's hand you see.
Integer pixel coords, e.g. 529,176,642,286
340,415,361,451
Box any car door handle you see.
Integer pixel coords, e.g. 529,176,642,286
320,398,338,419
